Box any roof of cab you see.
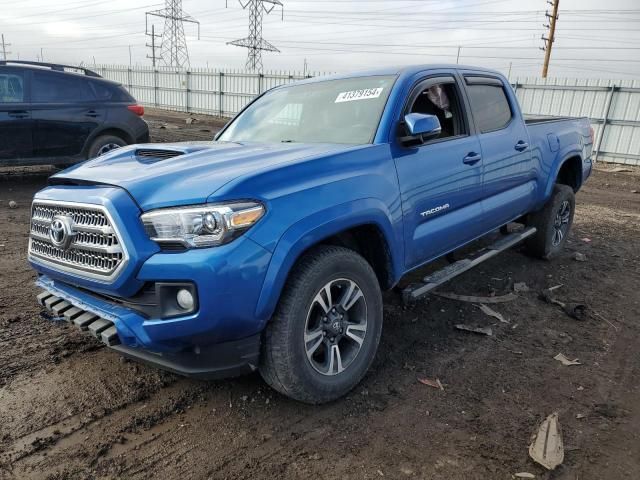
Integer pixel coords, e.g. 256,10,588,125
287,64,505,86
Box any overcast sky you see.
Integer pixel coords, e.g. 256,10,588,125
1,0,639,79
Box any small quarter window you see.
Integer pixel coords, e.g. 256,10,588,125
0,72,25,103
466,82,512,133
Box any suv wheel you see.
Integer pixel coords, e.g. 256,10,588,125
260,245,383,404
88,135,127,158
525,184,575,259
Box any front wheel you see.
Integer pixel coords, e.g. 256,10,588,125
88,135,127,159
525,184,576,259
260,245,383,404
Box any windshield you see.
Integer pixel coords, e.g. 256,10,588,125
218,75,396,145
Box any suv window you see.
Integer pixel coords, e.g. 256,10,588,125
32,71,94,103
0,72,25,103
90,81,133,102
466,82,512,133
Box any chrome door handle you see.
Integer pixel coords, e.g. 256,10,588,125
515,141,529,151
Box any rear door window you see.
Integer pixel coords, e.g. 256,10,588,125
32,71,94,103
465,80,513,133
0,71,25,103
90,81,133,102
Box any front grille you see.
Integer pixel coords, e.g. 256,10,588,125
29,201,128,281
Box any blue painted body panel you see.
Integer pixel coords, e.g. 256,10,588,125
31,64,593,357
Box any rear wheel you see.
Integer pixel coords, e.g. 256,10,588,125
525,184,575,259
88,135,127,158
260,245,383,404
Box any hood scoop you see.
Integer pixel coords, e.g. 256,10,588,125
135,148,185,162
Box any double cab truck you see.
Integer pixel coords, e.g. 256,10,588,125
30,65,593,403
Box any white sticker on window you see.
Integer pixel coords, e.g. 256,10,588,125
335,87,383,103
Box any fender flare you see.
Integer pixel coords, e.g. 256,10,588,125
543,147,584,200
252,198,403,326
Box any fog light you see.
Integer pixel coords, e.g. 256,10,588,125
176,289,194,310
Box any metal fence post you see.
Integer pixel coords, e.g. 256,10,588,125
185,70,191,113
594,84,616,162
153,69,159,108
219,72,224,117
258,73,263,95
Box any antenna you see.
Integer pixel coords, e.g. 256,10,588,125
146,0,200,68
227,0,284,72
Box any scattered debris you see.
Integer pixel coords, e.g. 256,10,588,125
576,413,586,420
8,200,17,209
581,237,591,243
577,386,584,391
513,282,530,293
417,377,444,390
554,353,582,366
475,303,508,323
604,166,632,173
435,292,519,303
632,190,638,194
185,116,198,125
158,123,168,129
593,311,619,331
529,412,564,470
573,252,587,262
539,290,587,320
548,284,563,292
455,324,493,336
514,473,536,479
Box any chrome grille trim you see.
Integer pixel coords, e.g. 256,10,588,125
28,200,129,282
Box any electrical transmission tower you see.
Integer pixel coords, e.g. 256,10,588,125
146,0,200,68
228,0,284,72
540,0,560,78
1,34,11,60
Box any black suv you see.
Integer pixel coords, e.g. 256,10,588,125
0,61,149,167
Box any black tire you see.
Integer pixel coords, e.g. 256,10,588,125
525,184,575,259
260,245,383,404
87,135,127,159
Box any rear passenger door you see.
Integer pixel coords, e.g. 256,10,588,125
462,75,536,227
30,70,104,159
0,68,33,162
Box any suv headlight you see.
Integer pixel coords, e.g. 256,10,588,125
141,202,265,248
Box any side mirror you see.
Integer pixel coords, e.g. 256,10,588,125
402,113,442,145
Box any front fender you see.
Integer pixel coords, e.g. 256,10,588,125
253,198,403,325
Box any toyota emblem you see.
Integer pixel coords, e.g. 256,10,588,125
49,215,74,249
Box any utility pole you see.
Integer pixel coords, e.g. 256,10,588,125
146,24,161,67
146,0,200,68
227,0,284,72
128,45,132,66
541,0,560,78
1,34,11,60
456,46,461,64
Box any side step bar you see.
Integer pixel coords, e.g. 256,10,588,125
402,227,537,304
37,291,121,347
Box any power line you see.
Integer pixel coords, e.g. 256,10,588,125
146,0,200,68
227,0,284,72
1,34,11,60
541,0,560,77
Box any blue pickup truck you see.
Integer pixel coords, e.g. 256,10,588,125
30,65,592,403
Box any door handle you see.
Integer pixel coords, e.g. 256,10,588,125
463,152,482,165
8,110,29,119
85,110,100,118
514,141,529,151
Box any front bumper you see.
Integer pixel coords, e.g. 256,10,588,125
37,288,261,379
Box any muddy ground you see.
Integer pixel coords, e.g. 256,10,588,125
0,110,639,480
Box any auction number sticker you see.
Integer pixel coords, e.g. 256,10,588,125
335,87,384,103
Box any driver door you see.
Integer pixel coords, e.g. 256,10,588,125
391,73,485,269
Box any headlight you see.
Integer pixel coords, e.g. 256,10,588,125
141,201,265,248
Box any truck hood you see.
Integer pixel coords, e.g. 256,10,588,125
52,142,350,210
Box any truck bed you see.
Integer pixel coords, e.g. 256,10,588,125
524,115,576,125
